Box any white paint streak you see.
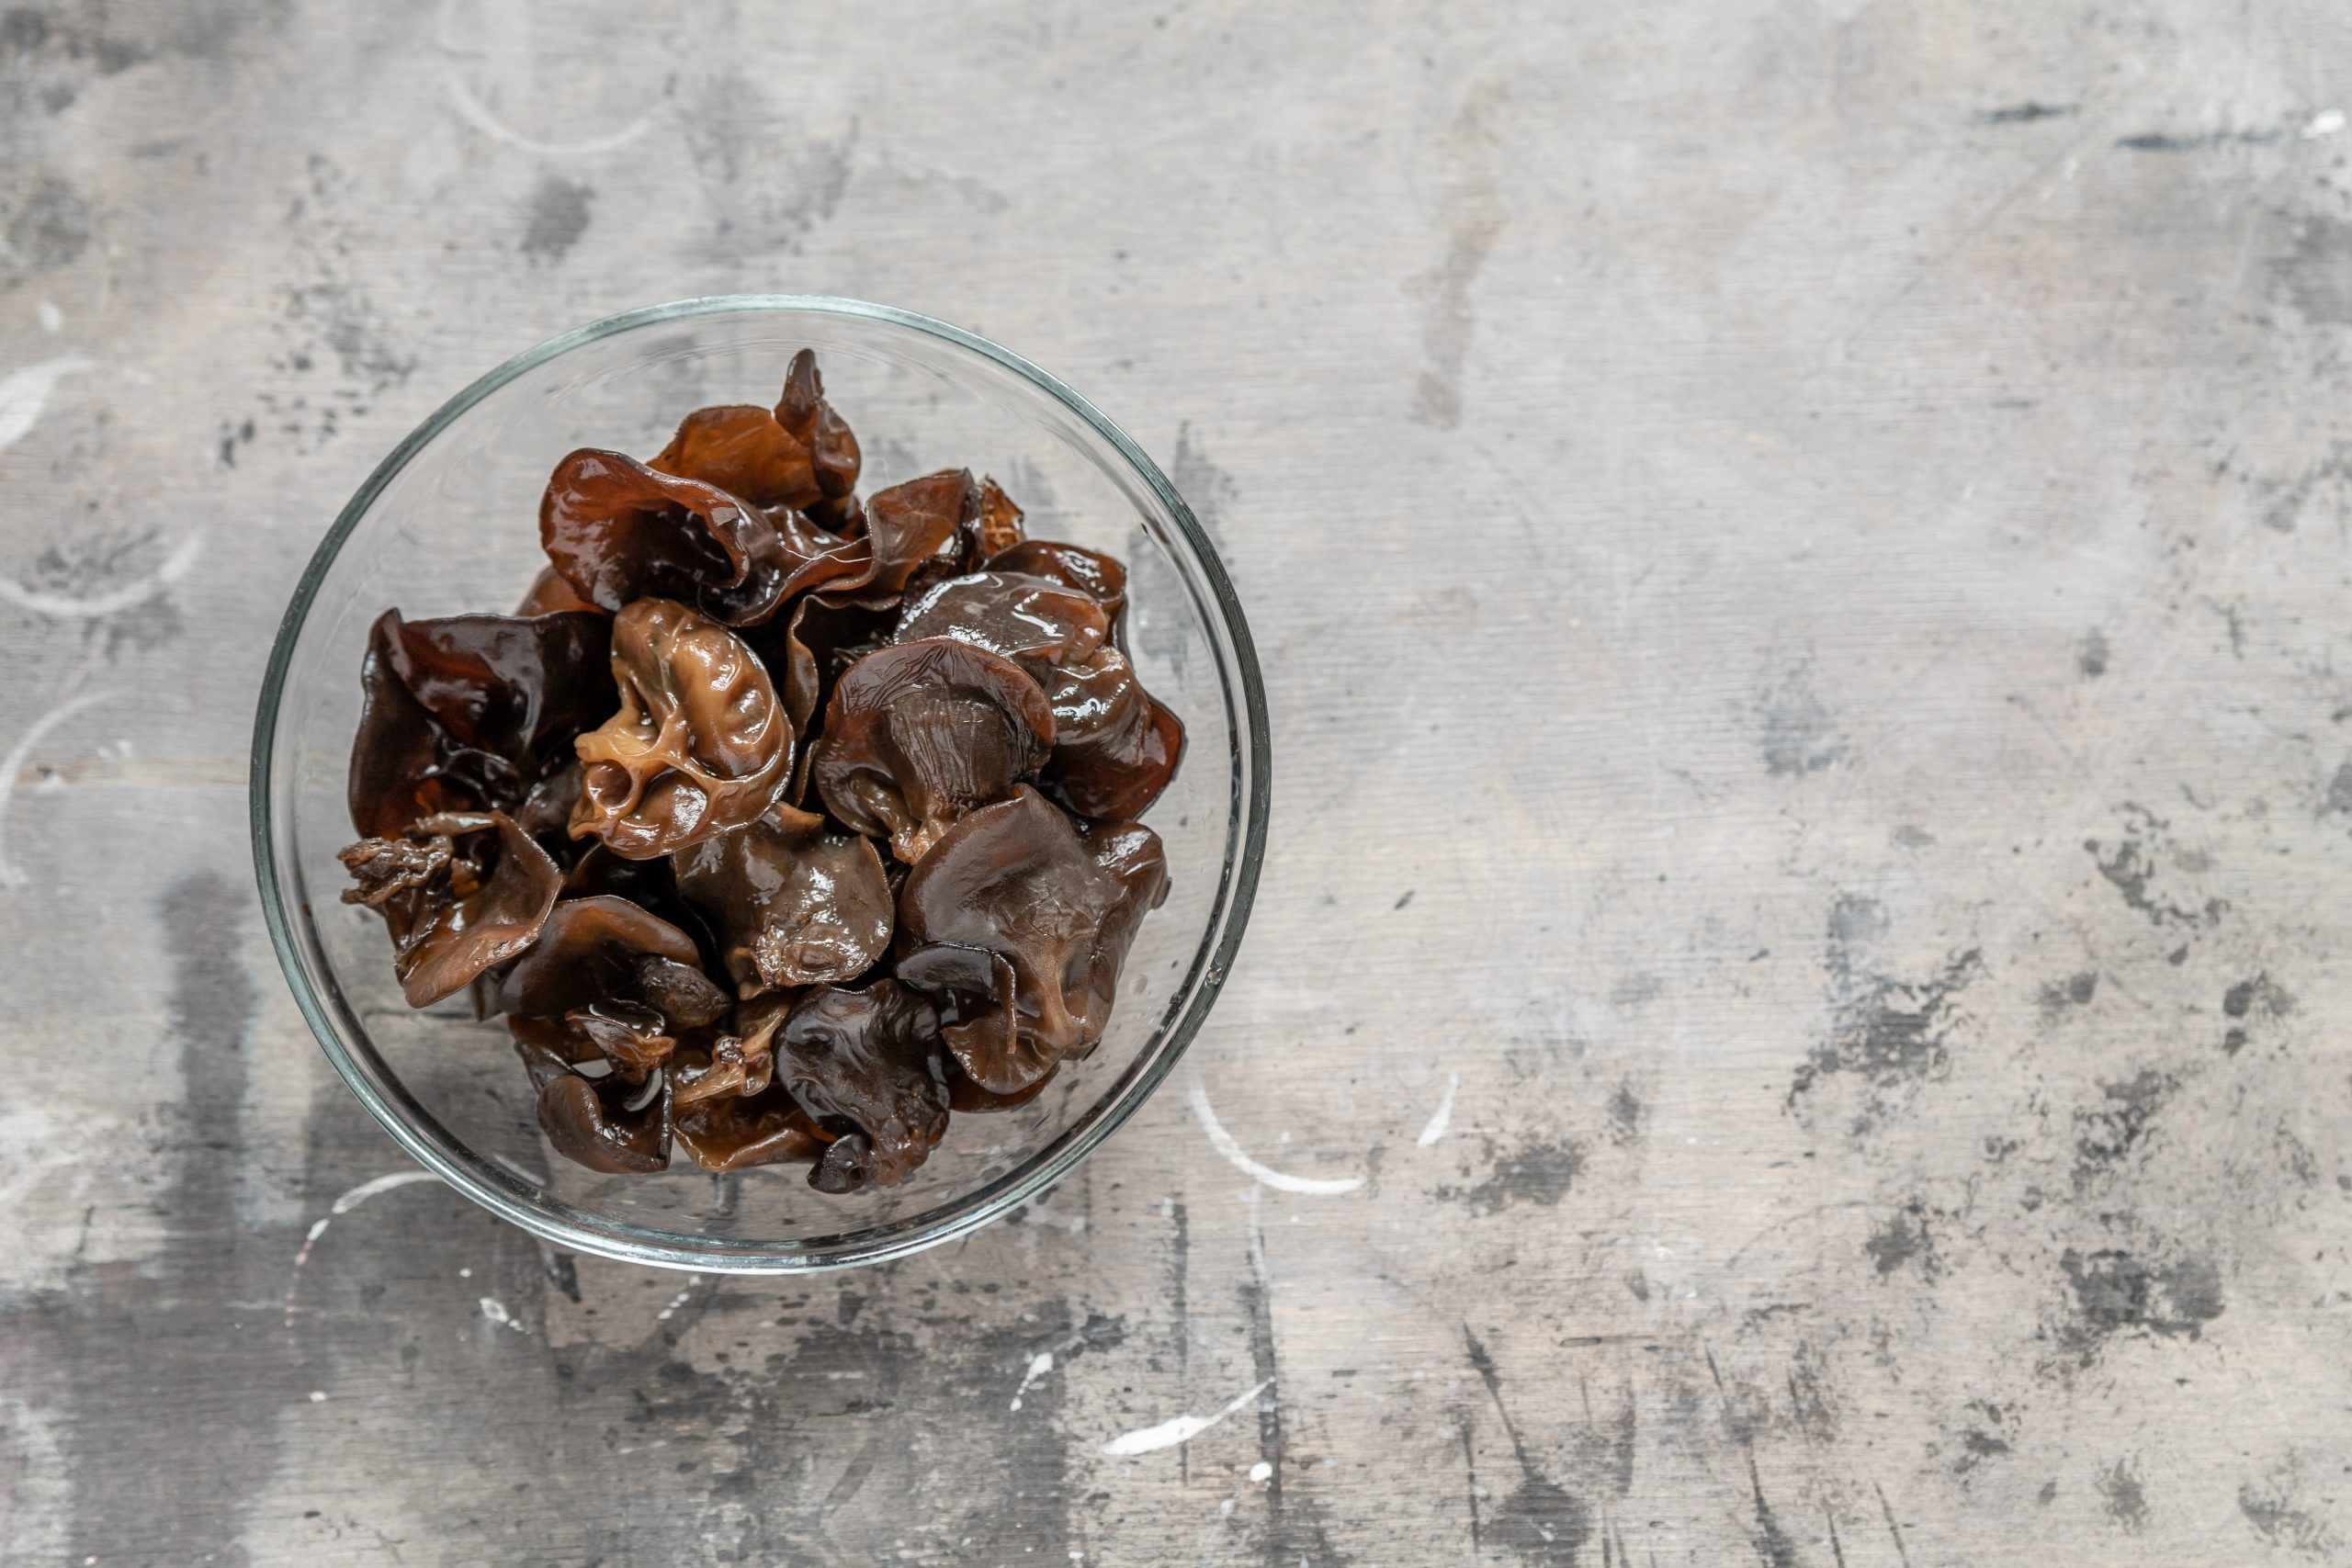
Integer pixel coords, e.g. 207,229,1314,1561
655,1273,701,1321
1416,1070,1460,1146
0,690,118,888
1010,1350,1055,1412
441,71,650,155
1184,1060,1364,1195
1099,1380,1272,1457
2304,107,2346,140
282,1168,443,1326
35,301,62,333
0,531,203,619
0,1398,71,1561
478,1296,528,1333
0,355,91,456
1248,1460,1273,1483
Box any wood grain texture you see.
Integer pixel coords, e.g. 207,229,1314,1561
5,0,2352,1562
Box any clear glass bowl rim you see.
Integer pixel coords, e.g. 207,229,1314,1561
248,294,1272,1273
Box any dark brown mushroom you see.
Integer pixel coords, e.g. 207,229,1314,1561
809,638,1055,863
338,810,561,1009
896,787,1168,1094
774,347,861,530
775,981,950,1188
1035,649,1186,821
985,539,1127,630
975,477,1026,558
744,588,901,746
537,1071,672,1174
538,448,863,626
673,992,790,1108
892,569,1182,820
571,597,793,859
493,893,705,1020
672,1084,825,1172
848,469,978,595
810,1133,877,1193
566,998,676,1084
516,566,605,616
894,570,1110,671
945,1057,1059,1112
675,802,895,994
650,404,822,511
347,608,612,839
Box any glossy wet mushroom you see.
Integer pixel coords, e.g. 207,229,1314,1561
537,1071,673,1174
493,893,712,1021
341,347,1187,1194
892,567,1181,820
675,801,895,995
539,448,864,626
775,980,950,1188
571,597,794,859
808,638,1055,863
338,809,561,1008
672,1085,826,1173
774,347,862,530
896,786,1168,1094
347,608,612,838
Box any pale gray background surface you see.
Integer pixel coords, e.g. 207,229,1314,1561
4,1,2350,1563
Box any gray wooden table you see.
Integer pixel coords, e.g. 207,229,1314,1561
6,2,2351,1562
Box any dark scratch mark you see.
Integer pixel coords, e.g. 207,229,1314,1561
1873,1482,1913,1568
1395,889,1415,910
1170,1198,1188,1483
2117,128,2281,151
1826,1509,1847,1568
1746,1454,1800,1568
1464,1326,1591,1564
1981,102,2078,123
1461,1421,1484,1555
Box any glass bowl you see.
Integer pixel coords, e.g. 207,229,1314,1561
250,296,1269,1273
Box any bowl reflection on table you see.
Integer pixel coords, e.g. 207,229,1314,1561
250,296,1269,1273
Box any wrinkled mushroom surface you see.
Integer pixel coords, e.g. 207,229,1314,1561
809,638,1054,863
892,563,1182,820
673,1085,824,1173
492,893,705,1019
537,1071,672,1174
571,597,793,859
897,787,1168,1093
676,801,894,994
348,608,611,838
776,981,949,1188
339,810,560,1008
540,448,864,626
774,348,861,529
344,349,1182,1189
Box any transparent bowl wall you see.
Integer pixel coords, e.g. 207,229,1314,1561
253,298,1267,1273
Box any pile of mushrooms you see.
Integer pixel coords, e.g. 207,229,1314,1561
338,352,1181,1192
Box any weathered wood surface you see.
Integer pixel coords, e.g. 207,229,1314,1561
6,1,2352,1562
